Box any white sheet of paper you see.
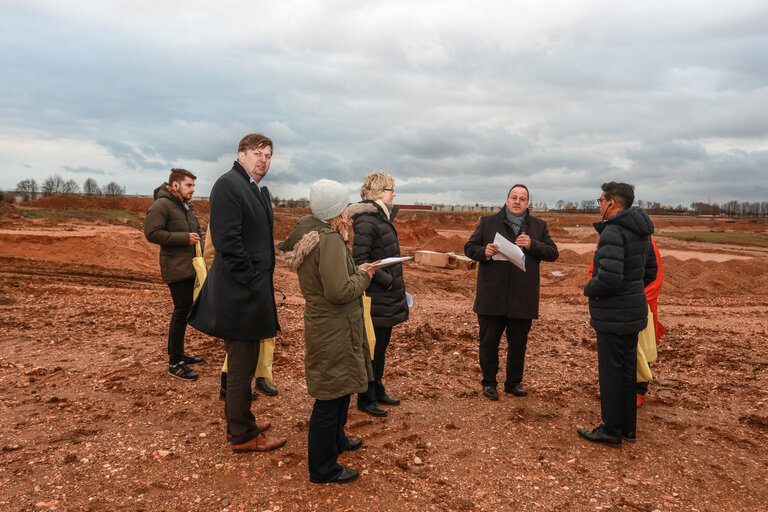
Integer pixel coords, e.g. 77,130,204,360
405,291,413,307
372,256,413,269
491,232,526,271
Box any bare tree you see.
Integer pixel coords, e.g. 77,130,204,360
83,178,101,195
556,200,565,210
62,179,81,195
15,179,39,201
42,174,65,196
102,182,125,196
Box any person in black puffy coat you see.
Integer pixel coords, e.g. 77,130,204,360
578,182,657,448
349,172,409,417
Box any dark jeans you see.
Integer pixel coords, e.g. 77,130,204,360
224,339,263,445
167,278,195,365
308,394,351,482
597,331,639,437
478,315,532,388
358,326,392,406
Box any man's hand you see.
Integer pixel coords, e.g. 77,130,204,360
189,232,201,245
484,243,500,258
359,262,378,278
515,234,531,249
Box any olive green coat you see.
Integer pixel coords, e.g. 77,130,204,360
144,184,202,283
278,216,373,400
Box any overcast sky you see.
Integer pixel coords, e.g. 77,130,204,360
1,1,767,207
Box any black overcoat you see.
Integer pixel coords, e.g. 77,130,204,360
188,162,279,341
464,208,559,319
349,201,409,327
584,207,657,334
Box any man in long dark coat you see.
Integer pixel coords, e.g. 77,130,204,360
465,184,559,401
188,133,287,453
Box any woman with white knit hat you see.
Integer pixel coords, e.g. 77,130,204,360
278,179,377,484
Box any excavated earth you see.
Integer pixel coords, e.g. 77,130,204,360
1,198,767,512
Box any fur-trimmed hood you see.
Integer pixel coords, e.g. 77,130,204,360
277,215,327,270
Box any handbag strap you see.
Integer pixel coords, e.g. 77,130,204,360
195,240,202,258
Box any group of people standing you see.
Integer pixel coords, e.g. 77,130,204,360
144,132,660,485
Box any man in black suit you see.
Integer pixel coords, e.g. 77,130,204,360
464,185,559,401
189,133,287,453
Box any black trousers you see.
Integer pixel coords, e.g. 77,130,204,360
167,278,195,365
597,331,638,437
357,326,392,406
478,315,532,388
308,394,351,482
224,339,263,445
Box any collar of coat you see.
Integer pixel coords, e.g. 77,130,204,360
348,200,398,221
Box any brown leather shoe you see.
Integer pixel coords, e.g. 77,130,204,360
232,433,287,453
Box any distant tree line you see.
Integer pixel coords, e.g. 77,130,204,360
550,198,768,217
14,175,126,201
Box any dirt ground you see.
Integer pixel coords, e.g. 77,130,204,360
1,198,767,512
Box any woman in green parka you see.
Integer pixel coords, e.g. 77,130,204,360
278,179,376,485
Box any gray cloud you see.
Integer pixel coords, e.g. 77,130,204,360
1,1,766,208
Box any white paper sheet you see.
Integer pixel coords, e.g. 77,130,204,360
491,232,526,271
372,256,413,269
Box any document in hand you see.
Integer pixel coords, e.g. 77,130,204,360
372,256,413,269
491,232,526,271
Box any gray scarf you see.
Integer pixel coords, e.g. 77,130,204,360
505,207,527,235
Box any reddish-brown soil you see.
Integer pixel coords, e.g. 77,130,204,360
1,199,767,511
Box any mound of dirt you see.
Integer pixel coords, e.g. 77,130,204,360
0,201,19,218
0,225,160,273
662,256,768,297
393,220,439,246
23,194,210,218
546,218,568,235
417,235,467,253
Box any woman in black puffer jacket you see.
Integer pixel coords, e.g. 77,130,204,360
349,172,409,417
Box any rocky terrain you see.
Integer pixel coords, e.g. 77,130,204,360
1,197,767,511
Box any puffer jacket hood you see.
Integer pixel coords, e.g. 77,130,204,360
594,206,654,238
277,215,326,270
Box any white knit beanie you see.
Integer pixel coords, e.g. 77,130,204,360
310,179,350,221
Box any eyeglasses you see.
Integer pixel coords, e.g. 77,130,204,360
383,188,395,192
597,197,606,205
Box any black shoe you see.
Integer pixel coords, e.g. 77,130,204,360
504,383,528,397
255,377,278,396
483,386,499,401
577,423,621,447
182,355,205,365
169,362,198,381
358,403,388,417
622,431,636,443
344,438,363,452
311,467,359,484
377,395,400,406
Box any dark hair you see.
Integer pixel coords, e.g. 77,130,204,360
601,182,634,208
238,133,273,154
507,184,530,201
168,168,196,185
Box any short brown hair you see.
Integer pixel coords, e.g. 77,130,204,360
238,133,273,154
169,168,196,185
507,184,530,201
360,171,394,201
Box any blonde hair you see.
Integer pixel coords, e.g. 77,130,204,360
328,212,351,243
360,171,394,201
